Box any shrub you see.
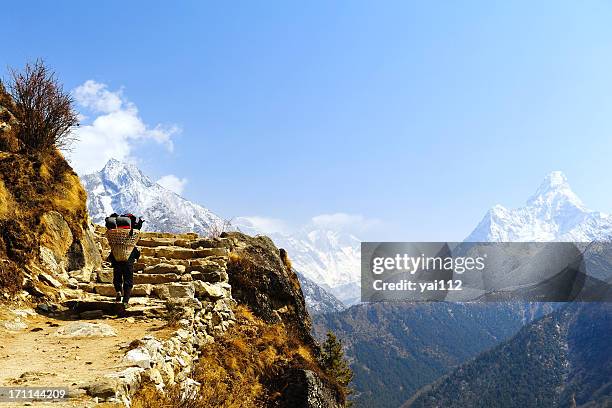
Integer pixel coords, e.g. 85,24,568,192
5,60,79,156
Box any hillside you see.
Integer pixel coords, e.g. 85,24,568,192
406,302,611,408
0,83,101,300
312,302,552,408
0,84,347,407
313,172,612,408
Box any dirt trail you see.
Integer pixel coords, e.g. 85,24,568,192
0,307,172,407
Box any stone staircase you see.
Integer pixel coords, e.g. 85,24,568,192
52,227,238,405
69,227,232,315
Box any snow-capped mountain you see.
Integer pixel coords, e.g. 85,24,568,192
233,218,361,304
82,159,351,309
82,159,224,235
295,271,346,315
466,171,612,242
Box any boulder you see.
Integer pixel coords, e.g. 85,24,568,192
124,347,152,369
158,362,175,385
55,322,117,337
93,284,118,297
222,232,314,345
3,320,28,331
140,247,157,257
39,246,63,275
72,226,103,272
193,281,226,299
85,379,117,399
96,268,113,283
69,268,93,283
39,211,73,262
132,284,153,296
104,367,145,398
38,272,62,288
146,368,164,385
277,369,344,408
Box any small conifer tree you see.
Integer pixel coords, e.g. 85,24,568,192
320,330,353,401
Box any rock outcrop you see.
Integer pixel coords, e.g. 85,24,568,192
222,232,314,344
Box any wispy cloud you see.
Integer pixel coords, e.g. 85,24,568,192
235,212,382,237
68,80,180,174
157,174,188,195
310,212,382,232
234,216,291,234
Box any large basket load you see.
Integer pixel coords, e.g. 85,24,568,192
105,213,144,262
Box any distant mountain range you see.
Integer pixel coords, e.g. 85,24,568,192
407,302,611,408
314,172,612,408
81,159,347,314
313,302,552,408
234,217,361,305
83,162,611,407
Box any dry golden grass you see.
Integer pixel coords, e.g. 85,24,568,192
0,179,13,219
0,149,88,293
132,305,338,408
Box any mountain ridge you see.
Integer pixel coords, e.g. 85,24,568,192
82,158,224,235
466,171,612,242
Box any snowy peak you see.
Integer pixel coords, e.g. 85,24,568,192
467,172,612,242
98,158,154,190
526,171,585,212
233,217,361,300
82,159,223,236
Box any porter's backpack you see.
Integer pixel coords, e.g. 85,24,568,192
105,212,142,261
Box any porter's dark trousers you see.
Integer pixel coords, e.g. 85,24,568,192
108,248,140,301
112,261,134,297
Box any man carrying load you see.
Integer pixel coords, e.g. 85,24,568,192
105,213,144,306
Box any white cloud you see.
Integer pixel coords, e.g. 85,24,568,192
157,174,188,195
67,80,180,174
234,216,291,234
235,212,381,237
311,212,381,232
73,80,123,113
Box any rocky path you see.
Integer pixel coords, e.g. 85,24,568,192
0,228,236,407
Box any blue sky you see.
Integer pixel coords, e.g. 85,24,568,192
4,1,612,240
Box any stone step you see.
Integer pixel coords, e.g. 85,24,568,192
137,256,227,269
95,265,227,285
139,231,199,240
142,263,186,275
153,282,195,300
137,237,177,247
140,246,229,260
93,283,153,297
190,269,228,283
134,273,190,285
64,298,166,317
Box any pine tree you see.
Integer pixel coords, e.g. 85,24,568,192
320,330,354,398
